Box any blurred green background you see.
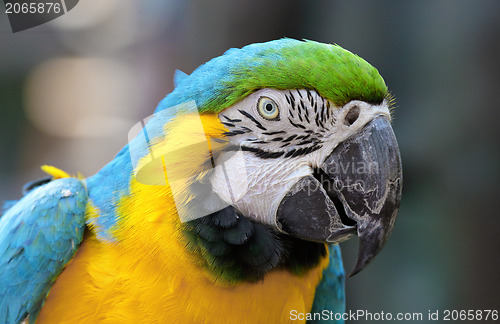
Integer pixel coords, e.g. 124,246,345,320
1,1,499,322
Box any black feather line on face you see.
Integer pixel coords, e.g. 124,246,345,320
240,146,284,159
303,112,310,124
282,134,297,142
285,94,291,105
223,130,247,136
222,115,242,123
298,101,305,119
238,109,267,131
295,134,310,140
320,99,326,123
262,131,286,135
237,141,323,159
296,139,315,146
287,118,306,129
222,122,235,128
302,101,309,119
314,113,321,128
289,91,296,105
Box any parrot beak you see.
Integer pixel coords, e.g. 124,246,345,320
276,116,402,276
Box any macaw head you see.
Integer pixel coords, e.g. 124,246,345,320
131,39,402,276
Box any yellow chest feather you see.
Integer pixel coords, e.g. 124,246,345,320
37,233,328,324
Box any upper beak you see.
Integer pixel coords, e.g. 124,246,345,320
276,116,402,276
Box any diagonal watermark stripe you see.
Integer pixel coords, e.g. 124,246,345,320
128,101,249,223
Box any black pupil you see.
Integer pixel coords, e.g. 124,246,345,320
265,103,274,112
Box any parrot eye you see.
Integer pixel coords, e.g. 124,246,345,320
257,97,279,120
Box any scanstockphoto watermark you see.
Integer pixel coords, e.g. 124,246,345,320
290,310,424,322
290,309,499,322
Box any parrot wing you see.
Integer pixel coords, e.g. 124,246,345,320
309,244,346,323
0,177,87,324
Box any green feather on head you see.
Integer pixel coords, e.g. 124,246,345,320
156,39,388,114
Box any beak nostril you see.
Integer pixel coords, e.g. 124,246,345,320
344,105,360,126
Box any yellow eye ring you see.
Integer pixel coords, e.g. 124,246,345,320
257,97,279,120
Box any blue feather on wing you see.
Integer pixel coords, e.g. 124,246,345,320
0,178,87,324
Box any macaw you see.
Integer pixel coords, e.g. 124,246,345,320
0,39,402,323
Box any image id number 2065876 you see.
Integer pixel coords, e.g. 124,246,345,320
5,2,61,14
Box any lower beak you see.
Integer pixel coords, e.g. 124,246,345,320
275,116,402,276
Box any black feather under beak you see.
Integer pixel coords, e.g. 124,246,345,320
276,116,402,276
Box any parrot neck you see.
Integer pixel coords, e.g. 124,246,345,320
85,145,135,242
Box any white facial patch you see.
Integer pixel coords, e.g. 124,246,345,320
213,88,391,226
